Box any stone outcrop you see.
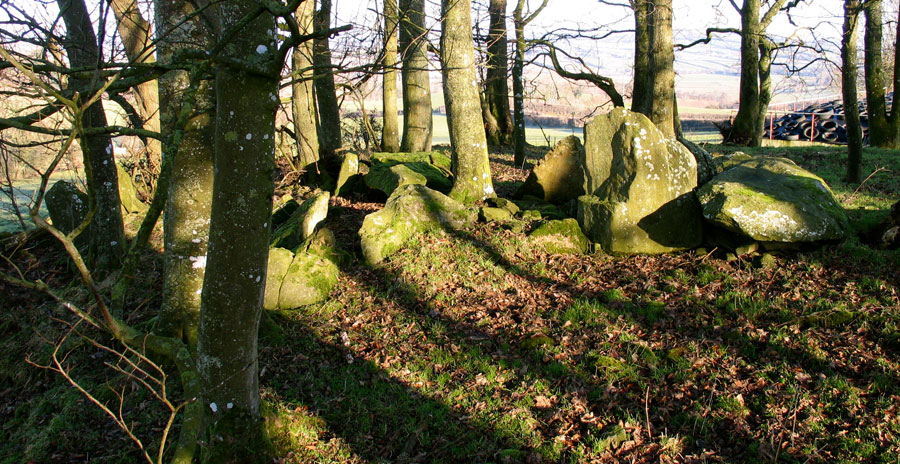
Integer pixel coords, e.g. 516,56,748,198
697,156,849,243
577,108,702,254
516,136,586,203
359,184,476,265
528,218,590,254
45,181,89,238
365,152,453,196
334,153,360,197
264,228,340,310
270,191,330,250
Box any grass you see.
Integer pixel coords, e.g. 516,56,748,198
1,143,899,462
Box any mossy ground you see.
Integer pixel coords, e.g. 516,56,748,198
1,144,898,463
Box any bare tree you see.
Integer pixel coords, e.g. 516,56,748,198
512,0,549,166
484,0,514,147
293,0,320,168
842,0,863,183
400,0,433,152
863,0,900,148
382,0,401,152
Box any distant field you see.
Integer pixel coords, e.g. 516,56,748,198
1,170,82,234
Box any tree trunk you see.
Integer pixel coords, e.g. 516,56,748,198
108,0,162,178
382,0,401,152
155,0,216,349
57,0,125,272
314,0,343,164
512,0,526,166
197,2,278,460
399,0,433,152
863,0,900,148
631,0,652,115
293,0,320,168
757,38,775,143
842,0,864,184
730,0,761,146
442,0,495,204
648,0,676,138
485,0,513,147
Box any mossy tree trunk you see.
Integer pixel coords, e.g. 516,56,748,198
382,0,401,152
631,0,652,115
293,0,320,168
864,0,900,148
842,0,864,183
155,0,216,349
485,0,513,147
399,0,433,152
314,0,343,165
512,3,526,166
729,0,761,146
442,0,494,204
57,0,125,272
108,0,162,179
756,38,775,143
648,0,676,138
197,2,278,460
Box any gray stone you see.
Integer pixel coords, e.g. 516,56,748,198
45,180,89,238
677,136,717,185
577,108,702,254
116,163,147,215
517,136,586,203
270,191,330,249
528,218,590,254
265,228,341,310
367,151,454,194
365,163,427,196
480,207,513,222
697,156,849,243
485,197,520,215
711,151,754,174
334,153,360,197
359,184,476,265
263,247,295,310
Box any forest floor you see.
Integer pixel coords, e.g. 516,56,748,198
1,143,899,463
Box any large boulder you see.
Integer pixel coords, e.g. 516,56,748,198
359,184,476,265
264,229,340,310
528,218,590,254
577,108,702,254
516,136,586,203
334,153,360,197
365,151,453,195
697,156,849,243
270,191,330,249
45,180,89,238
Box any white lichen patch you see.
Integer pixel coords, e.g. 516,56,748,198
190,255,207,269
256,44,268,54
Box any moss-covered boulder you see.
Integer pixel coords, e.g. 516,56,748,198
334,153,360,197
359,184,476,265
264,229,341,310
697,156,849,243
366,152,453,195
517,136,586,204
711,151,754,174
480,207,513,223
270,191,330,249
45,180,89,239
577,108,702,254
116,163,147,214
485,197,520,216
365,163,427,196
528,218,590,254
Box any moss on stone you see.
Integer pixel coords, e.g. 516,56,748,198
528,218,590,254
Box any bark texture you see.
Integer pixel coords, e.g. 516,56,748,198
730,0,761,146
382,0,401,152
842,0,864,183
197,2,278,459
399,0,433,152
485,0,513,147
648,0,676,138
631,0,652,115
57,0,125,271
314,0,343,163
864,0,900,148
441,0,494,204
155,0,216,349
293,0,320,168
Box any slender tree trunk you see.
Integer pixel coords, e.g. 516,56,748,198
196,3,278,460
512,0,526,166
314,0,343,164
863,0,900,148
631,0,652,115
442,0,494,204
730,0,761,146
485,0,513,147
842,0,864,184
108,0,162,178
154,0,215,349
382,0,401,152
648,0,676,138
293,0,320,167
399,0,433,152
757,38,775,142
57,0,125,272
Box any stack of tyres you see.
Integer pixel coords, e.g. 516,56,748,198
762,92,892,144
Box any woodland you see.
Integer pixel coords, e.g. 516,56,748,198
0,0,899,463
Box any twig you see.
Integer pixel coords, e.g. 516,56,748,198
844,166,890,204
